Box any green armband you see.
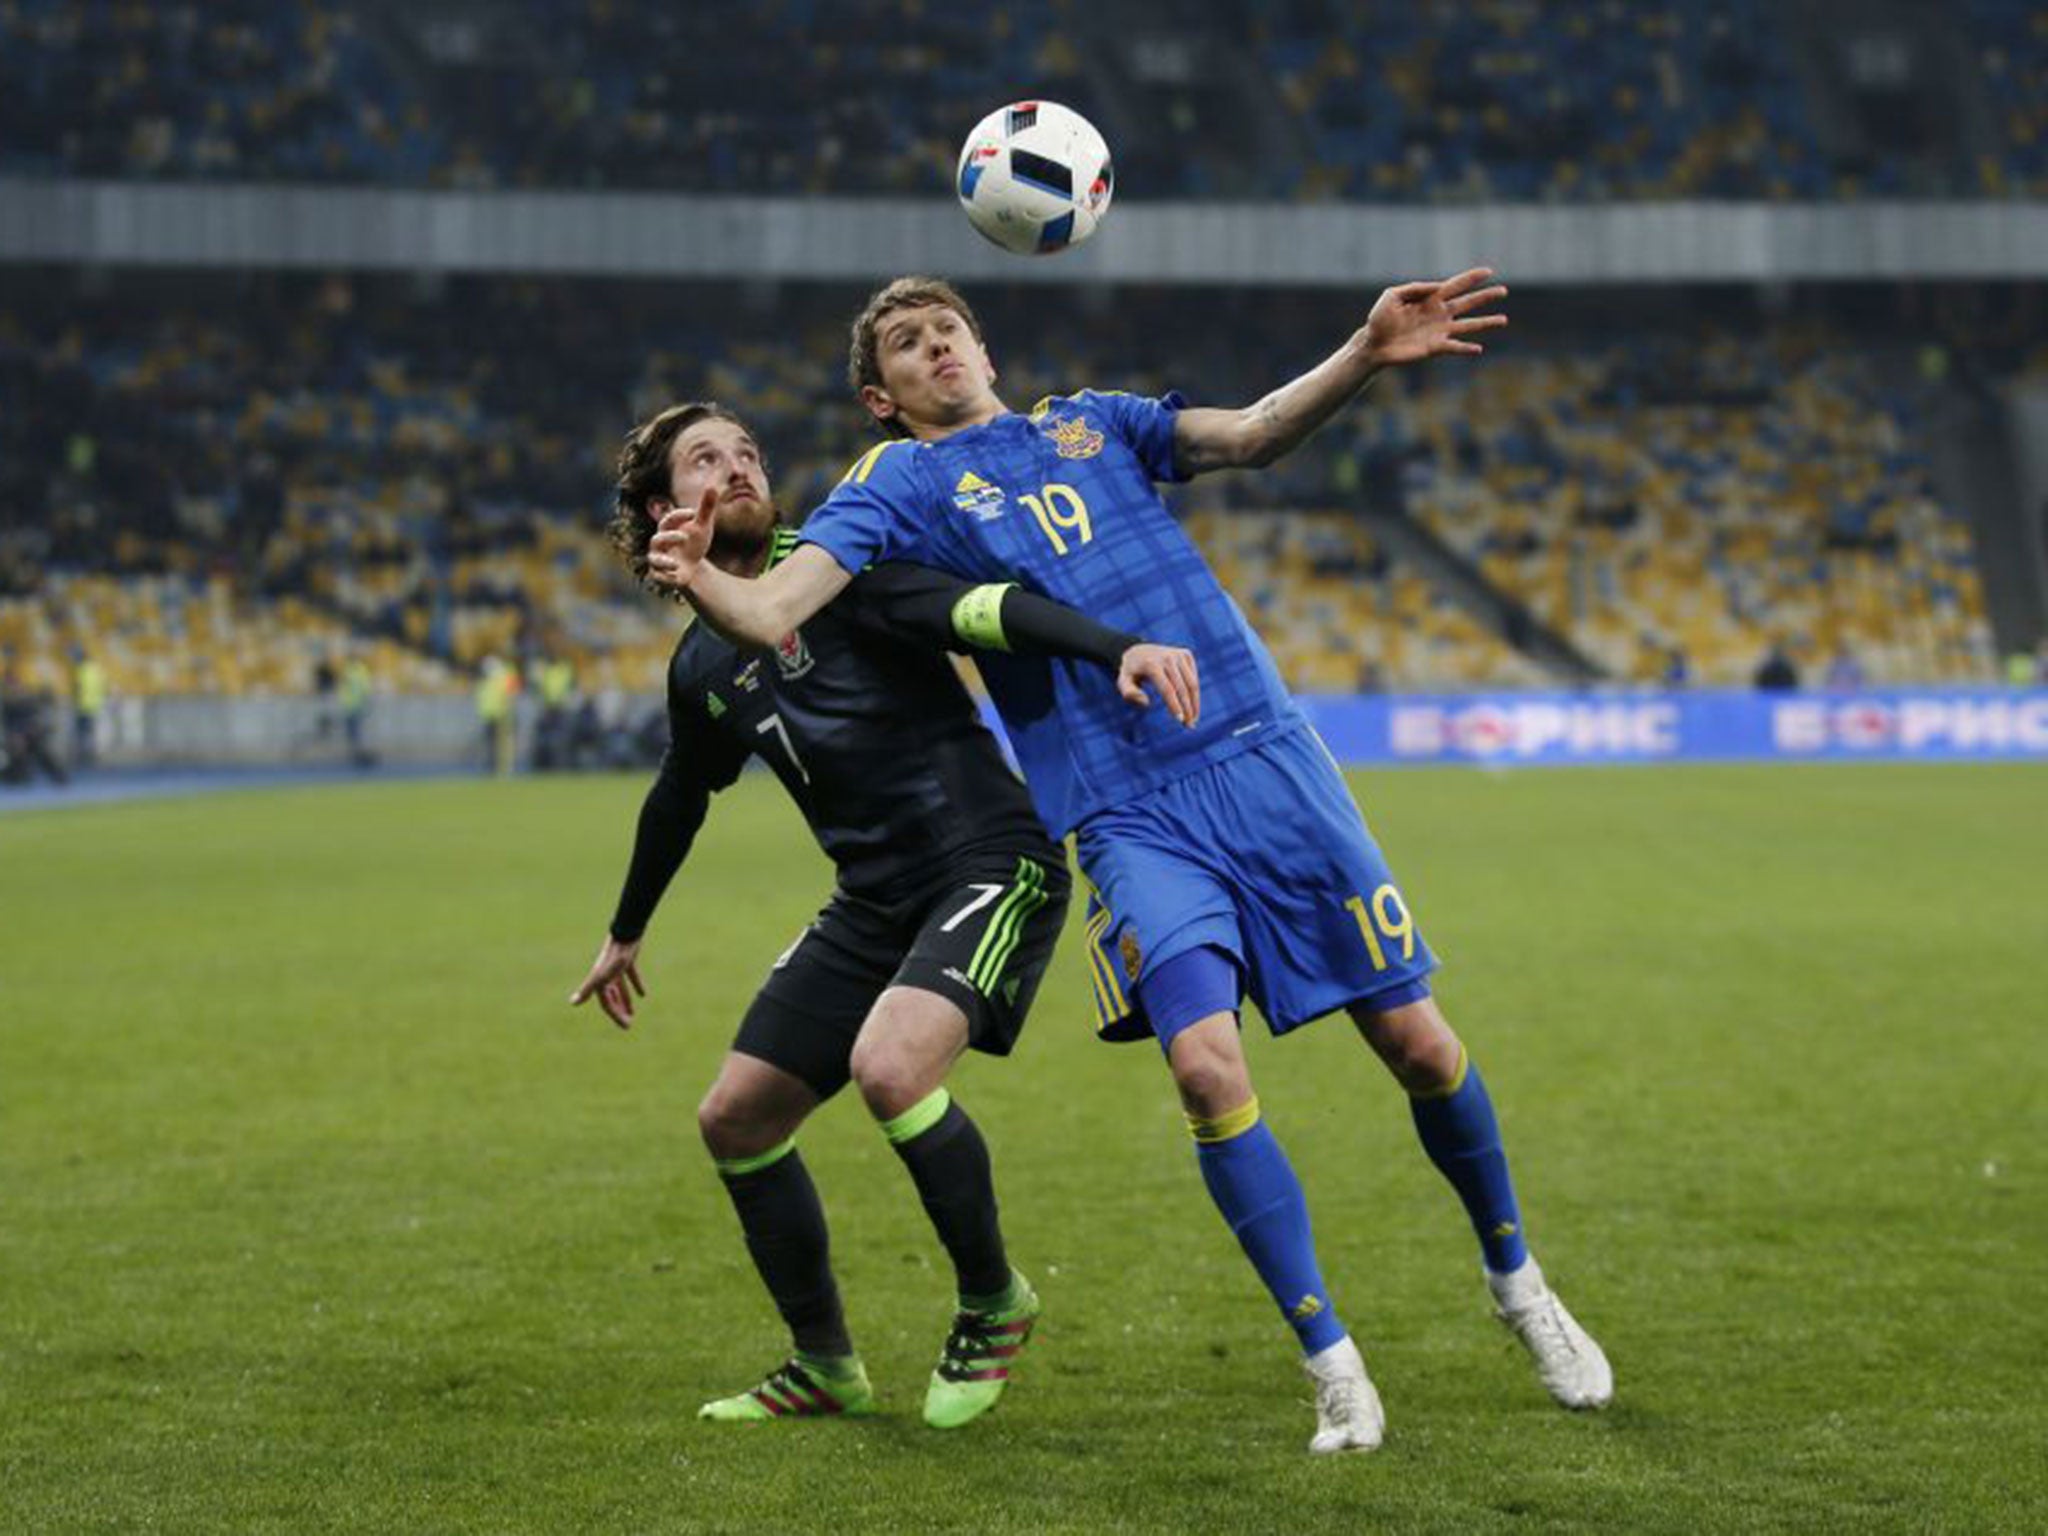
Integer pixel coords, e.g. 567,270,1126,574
950,583,1016,652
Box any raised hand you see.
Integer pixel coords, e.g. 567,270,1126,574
646,485,719,591
1116,643,1202,727
569,934,647,1030
1362,267,1509,366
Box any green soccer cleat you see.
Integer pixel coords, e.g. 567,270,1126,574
923,1272,1041,1430
698,1356,875,1423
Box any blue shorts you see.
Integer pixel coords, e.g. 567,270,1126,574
1076,723,1437,1043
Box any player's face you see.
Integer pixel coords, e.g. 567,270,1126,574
864,304,999,437
664,417,775,550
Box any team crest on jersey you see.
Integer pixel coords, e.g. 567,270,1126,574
1043,415,1104,460
774,628,814,680
1119,929,1143,984
952,470,1007,521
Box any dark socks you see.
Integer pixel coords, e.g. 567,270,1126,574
880,1089,1012,1303
716,1141,852,1358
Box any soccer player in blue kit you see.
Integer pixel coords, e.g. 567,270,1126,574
648,271,1612,1452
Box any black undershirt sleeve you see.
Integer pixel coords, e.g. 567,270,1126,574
609,680,745,942
845,562,1139,668
996,585,1139,667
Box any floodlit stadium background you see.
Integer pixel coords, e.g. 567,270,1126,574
3,0,2045,780
4,8,2047,1534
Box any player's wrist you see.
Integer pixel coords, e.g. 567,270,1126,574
1347,330,1389,375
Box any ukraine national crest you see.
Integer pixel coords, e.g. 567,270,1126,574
1119,929,1143,984
1044,415,1104,460
953,470,1008,521
774,628,814,680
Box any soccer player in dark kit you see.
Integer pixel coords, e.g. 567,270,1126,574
571,401,1197,1430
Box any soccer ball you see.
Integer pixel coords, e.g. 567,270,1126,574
956,101,1114,256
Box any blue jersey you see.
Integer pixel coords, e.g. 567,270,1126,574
799,391,1301,836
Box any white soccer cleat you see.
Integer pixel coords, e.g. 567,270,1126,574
1488,1259,1613,1410
1302,1334,1385,1454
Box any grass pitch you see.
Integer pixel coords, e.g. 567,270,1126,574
2,763,2043,1534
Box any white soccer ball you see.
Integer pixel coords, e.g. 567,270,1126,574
956,100,1114,257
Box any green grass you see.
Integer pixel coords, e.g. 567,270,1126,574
2,763,2044,1534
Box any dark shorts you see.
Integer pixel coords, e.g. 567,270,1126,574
732,845,1071,1100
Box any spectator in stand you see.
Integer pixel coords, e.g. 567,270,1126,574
1823,646,1866,691
341,653,375,770
531,651,577,770
2,649,68,787
476,655,518,774
1753,642,1801,693
70,644,106,769
312,654,340,741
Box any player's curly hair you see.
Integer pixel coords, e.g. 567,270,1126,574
608,401,766,604
848,276,987,439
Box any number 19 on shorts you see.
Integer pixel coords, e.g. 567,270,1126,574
1346,884,1415,972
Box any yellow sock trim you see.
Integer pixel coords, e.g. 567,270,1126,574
879,1087,951,1145
1411,1045,1471,1101
1186,1096,1261,1145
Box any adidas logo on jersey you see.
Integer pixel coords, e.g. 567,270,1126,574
952,471,1007,522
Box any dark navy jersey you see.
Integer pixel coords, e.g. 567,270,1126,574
609,532,1057,939
799,391,1302,837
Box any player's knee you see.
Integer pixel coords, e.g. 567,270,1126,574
696,1083,778,1160
848,1036,925,1119
1354,999,1463,1093
1167,1029,1254,1119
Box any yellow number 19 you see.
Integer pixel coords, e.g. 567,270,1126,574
1346,884,1416,972
1020,484,1092,555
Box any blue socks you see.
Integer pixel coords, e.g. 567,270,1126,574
1409,1050,1529,1274
1189,1099,1347,1356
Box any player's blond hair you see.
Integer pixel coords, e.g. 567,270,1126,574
847,276,988,439
609,401,769,602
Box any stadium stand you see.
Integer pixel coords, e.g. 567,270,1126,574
0,1,435,183
0,272,2002,699
1392,335,1995,685
1970,0,2048,197
1252,0,1829,202
0,574,446,698
5,0,2045,200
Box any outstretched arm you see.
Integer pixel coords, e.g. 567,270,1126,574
1173,267,1508,475
647,489,852,645
851,564,1202,726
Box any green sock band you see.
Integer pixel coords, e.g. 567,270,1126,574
960,1271,1023,1316
794,1349,862,1381
878,1087,951,1146
715,1137,796,1178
